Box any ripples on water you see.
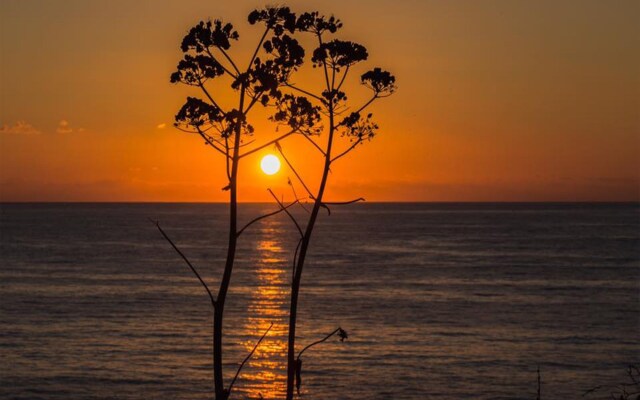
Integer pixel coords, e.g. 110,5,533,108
0,203,638,399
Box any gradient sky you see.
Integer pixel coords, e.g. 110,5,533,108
1,0,638,202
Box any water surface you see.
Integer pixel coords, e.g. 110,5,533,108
1,203,638,399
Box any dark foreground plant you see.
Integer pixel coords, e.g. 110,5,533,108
294,327,348,395
159,7,394,399
159,7,315,399
584,365,640,400
261,11,397,399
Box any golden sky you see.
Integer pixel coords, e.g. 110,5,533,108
1,0,638,202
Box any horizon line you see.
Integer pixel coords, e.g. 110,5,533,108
1,200,638,205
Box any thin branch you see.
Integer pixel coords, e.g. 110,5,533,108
297,327,346,359
225,137,231,181
287,178,311,214
151,219,215,308
175,125,210,134
243,94,261,115
239,139,256,148
194,127,232,159
247,26,270,71
299,133,326,156
268,189,303,237
276,142,314,199
336,65,350,91
236,200,300,237
330,138,363,163
537,365,541,400
297,201,311,214
319,202,332,216
283,83,325,103
351,96,378,118
239,129,297,159
198,81,224,113
323,198,365,206
331,62,336,91
336,95,378,129
205,48,238,79
317,34,332,92
218,47,241,76
291,237,303,282
228,322,274,394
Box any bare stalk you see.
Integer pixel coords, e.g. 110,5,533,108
282,19,396,398
152,219,215,308
238,129,298,159
212,82,246,400
323,198,365,206
236,200,300,237
294,327,348,396
285,54,336,399
268,188,303,237
537,366,541,400
275,143,314,199
227,322,274,395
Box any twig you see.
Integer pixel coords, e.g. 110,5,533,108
228,322,274,394
292,237,303,281
268,189,303,237
319,202,331,216
247,26,270,72
225,137,231,181
236,200,300,237
287,178,311,214
284,83,325,103
195,127,232,159
336,65,350,91
243,94,261,115
295,327,348,396
238,129,298,159
317,34,332,94
276,142,314,199
151,219,215,308
299,133,326,156
323,198,365,206
537,365,541,400
297,327,347,360
198,81,225,113
331,138,363,163
205,48,238,79
218,47,241,76
339,95,378,124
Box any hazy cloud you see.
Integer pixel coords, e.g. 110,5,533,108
156,123,167,129
56,120,73,134
0,121,41,135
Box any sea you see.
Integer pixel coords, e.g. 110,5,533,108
1,203,638,399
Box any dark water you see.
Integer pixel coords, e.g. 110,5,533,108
1,203,638,399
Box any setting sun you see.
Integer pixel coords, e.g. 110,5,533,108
260,154,281,175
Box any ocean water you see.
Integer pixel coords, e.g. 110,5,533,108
0,203,638,400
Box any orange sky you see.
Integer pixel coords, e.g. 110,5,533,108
1,0,638,202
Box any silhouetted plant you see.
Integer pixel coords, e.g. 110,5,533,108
261,11,396,399
584,365,640,400
294,327,348,395
160,7,315,400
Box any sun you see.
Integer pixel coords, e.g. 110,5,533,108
260,154,281,175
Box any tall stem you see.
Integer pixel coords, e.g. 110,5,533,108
213,85,246,400
285,102,335,400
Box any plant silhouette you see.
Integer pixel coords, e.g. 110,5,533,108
261,11,397,399
160,7,318,400
160,7,394,399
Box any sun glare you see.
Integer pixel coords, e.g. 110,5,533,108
260,154,281,175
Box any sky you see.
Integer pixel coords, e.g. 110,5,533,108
0,0,638,202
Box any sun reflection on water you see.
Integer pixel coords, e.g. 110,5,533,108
237,221,290,399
